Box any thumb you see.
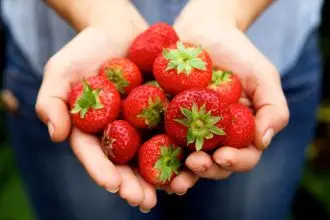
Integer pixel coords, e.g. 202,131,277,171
250,67,289,150
35,27,116,142
35,70,71,142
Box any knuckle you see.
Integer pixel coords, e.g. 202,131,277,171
43,57,57,76
44,55,75,81
278,107,290,127
34,100,44,115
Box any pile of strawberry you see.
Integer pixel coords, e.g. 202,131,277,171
68,22,255,187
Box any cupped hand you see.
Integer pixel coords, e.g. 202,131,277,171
34,5,198,211
173,0,289,180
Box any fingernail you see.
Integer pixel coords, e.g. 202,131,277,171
139,208,150,213
48,122,54,138
106,186,119,193
128,202,138,207
262,129,274,149
216,160,231,168
176,191,186,196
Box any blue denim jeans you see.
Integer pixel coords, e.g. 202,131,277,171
3,29,322,220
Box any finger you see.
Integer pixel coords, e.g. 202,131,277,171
36,27,115,142
35,77,71,142
253,99,289,150
208,29,289,150
185,151,231,180
170,170,199,195
163,187,174,195
117,166,145,206
213,145,262,172
70,127,121,192
239,97,253,109
249,64,289,150
136,171,157,213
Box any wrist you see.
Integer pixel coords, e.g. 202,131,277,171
226,0,273,31
46,0,147,33
194,0,272,31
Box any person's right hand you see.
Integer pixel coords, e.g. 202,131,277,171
35,2,198,213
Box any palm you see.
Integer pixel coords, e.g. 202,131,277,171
174,5,288,177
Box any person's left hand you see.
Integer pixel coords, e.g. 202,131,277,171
172,0,289,181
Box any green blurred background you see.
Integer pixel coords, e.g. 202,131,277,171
1,2,330,220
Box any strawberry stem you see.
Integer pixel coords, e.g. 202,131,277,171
70,80,103,118
105,67,129,94
211,70,232,86
137,97,165,128
174,103,226,151
163,41,207,75
154,145,181,183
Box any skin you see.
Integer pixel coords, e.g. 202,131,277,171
36,0,288,213
37,0,197,213
174,0,288,185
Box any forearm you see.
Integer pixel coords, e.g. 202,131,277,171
45,0,147,31
218,0,273,31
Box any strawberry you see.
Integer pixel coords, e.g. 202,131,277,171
144,80,161,89
101,120,141,164
138,134,182,186
128,22,179,74
165,88,230,151
122,85,168,129
69,75,121,133
208,69,242,105
222,103,255,148
153,41,213,95
99,58,142,95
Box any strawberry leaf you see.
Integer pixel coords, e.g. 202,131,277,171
71,80,104,118
174,102,227,151
209,126,226,136
163,41,207,75
189,58,206,70
154,145,182,183
196,137,204,151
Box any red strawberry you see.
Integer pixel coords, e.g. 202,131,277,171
222,103,255,148
153,41,213,95
144,80,161,89
69,75,121,133
138,134,182,186
101,120,141,164
128,22,179,74
165,89,231,151
208,69,242,105
99,58,142,95
123,85,168,129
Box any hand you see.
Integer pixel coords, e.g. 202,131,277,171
35,3,198,212
173,0,289,180
35,3,156,210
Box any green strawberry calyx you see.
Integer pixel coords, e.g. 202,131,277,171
137,97,165,128
163,41,207,75
145,80,162,89
174,103,226,151
210,70,232,87
71,80,104,118
154,145,181,183
105,67,129,94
